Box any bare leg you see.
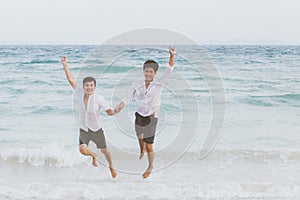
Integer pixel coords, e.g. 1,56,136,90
101,148,117,178
79,144,98,167
142,143,154,179
137,134,146,159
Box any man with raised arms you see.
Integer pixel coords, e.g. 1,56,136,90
115,47,175,178
61,56,117,178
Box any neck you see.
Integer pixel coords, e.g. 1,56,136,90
84,93,92,98
145,79,153,85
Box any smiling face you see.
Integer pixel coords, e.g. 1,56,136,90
83,81,96,96
143,60,158,83
82,77,96,96
144,67,156,83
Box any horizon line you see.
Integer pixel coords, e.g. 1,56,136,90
1,43,300,46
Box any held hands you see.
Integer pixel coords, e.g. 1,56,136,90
106,109,115,116
106,102,124,116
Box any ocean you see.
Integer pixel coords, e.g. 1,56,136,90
0,45,299,199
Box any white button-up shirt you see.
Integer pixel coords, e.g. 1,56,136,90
74,86,109,132
122,65,173,117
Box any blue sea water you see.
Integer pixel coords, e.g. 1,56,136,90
0,45,299,199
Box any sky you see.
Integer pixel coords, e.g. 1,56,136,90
0,0,299,45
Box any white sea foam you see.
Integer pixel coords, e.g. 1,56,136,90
1,144,299,199
0,144,85,167
1,145,300,168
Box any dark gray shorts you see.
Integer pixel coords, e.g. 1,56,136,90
79,128,107,149
135,115,158,144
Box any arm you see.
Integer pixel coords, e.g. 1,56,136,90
114,101,125,113
169,47,175,67
156,47,175,85
98,96,116,116
114,82,136,113
61,56,76,89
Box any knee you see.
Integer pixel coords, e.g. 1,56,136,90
145,144,153,153
137,134,144,139
79,145,88,154
79,144,88,155
101,148,109,154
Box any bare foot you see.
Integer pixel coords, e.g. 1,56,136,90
92,157,98,167
109,167,117,178
142,167,153,179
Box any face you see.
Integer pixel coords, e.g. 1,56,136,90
83,81,96,95
144,67,156,82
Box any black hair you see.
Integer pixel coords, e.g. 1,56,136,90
83,76,96,87
143,60,159,72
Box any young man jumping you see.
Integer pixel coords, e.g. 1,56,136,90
61,56,117,178
115,47,175,178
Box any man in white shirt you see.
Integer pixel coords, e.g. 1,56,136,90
115,47,175,178
61,56,117,178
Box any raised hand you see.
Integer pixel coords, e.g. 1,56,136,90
61,56,76,89
61,56,67,65
168,47,175,67
169,47,175,56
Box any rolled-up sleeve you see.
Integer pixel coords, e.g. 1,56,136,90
98,95,110,111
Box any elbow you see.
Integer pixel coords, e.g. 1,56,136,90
68,78,74,84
